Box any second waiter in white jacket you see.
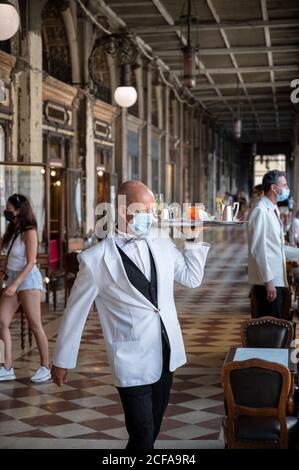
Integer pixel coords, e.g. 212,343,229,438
248,169,299,318
52,180,210,449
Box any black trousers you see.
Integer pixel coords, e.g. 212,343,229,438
116,337,173,450
253,285,285,318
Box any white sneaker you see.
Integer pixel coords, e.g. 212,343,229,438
31,365,51,383
0,366,16,381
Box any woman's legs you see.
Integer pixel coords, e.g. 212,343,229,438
0,294,20,368
18,290,49,367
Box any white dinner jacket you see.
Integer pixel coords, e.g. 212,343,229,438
53,232,210,387
248,196,288,287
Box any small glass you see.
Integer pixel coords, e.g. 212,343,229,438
186,203,205,221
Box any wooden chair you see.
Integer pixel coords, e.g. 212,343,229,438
47,267,65,311
240,316,294,348
63,252,79,307
222,358,299,448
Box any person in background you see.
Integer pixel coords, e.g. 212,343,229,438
0,194,50,382
216,191,223,208
236,190,248,221
248,184,264,217
248,170,293,318
289,210,299,247
222,191,234,205
287,195,294,232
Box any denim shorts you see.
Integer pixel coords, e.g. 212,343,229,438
6,265,45,293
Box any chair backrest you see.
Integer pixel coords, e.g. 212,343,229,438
49,239,59,264
241,316,293,348
63,252,79,274
222,359,291,448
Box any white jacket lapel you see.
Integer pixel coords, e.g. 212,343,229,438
260,198,282,234
146,237,163,307
103,236,157,309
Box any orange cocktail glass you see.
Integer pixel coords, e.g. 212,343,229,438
187,206,200,220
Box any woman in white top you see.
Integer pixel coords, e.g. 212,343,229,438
0,193,50,382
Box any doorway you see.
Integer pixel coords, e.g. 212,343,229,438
49,167,66,269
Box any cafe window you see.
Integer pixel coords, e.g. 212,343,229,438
151,136,159,194
128,130,139,180
0,164,47,254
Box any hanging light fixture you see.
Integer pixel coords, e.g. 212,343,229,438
180,0,197,89
0,1,19,41
234,79,242,139
114,63,137,108
89,31,138,108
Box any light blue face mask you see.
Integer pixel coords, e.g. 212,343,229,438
128,212,153,237
276,187,290,203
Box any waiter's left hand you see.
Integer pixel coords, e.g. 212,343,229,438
51,365,68,386
183,225,204,241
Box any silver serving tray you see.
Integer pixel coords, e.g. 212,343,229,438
155,219,248,227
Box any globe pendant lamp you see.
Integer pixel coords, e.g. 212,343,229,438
234,79,242,139
234,118,242,139
0,1,20,41
114,63,137,108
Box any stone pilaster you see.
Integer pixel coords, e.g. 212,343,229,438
162,86,170,200
19,0,43,163
115,107,128,184
178,101,184,203
85,97,95,231
141,64,152,185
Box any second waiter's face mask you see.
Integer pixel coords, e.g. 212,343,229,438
276,187,290,203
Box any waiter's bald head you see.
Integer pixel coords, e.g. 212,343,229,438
118,180,155,207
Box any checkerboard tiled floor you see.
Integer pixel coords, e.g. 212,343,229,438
0,227,264,448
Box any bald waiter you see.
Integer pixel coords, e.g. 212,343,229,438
52,180,210,449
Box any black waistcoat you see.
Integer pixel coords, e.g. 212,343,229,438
116,243,158,307
116,243,170,370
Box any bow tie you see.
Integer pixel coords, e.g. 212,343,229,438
115,229,146,243
124,236,147,244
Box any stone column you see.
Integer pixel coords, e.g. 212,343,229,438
189,108,195,202
162,85,170,200
141,64,152,185
192,112,200,202
19,0,43,163
85,97,95,232
114,107,128,185
178,101,184,203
